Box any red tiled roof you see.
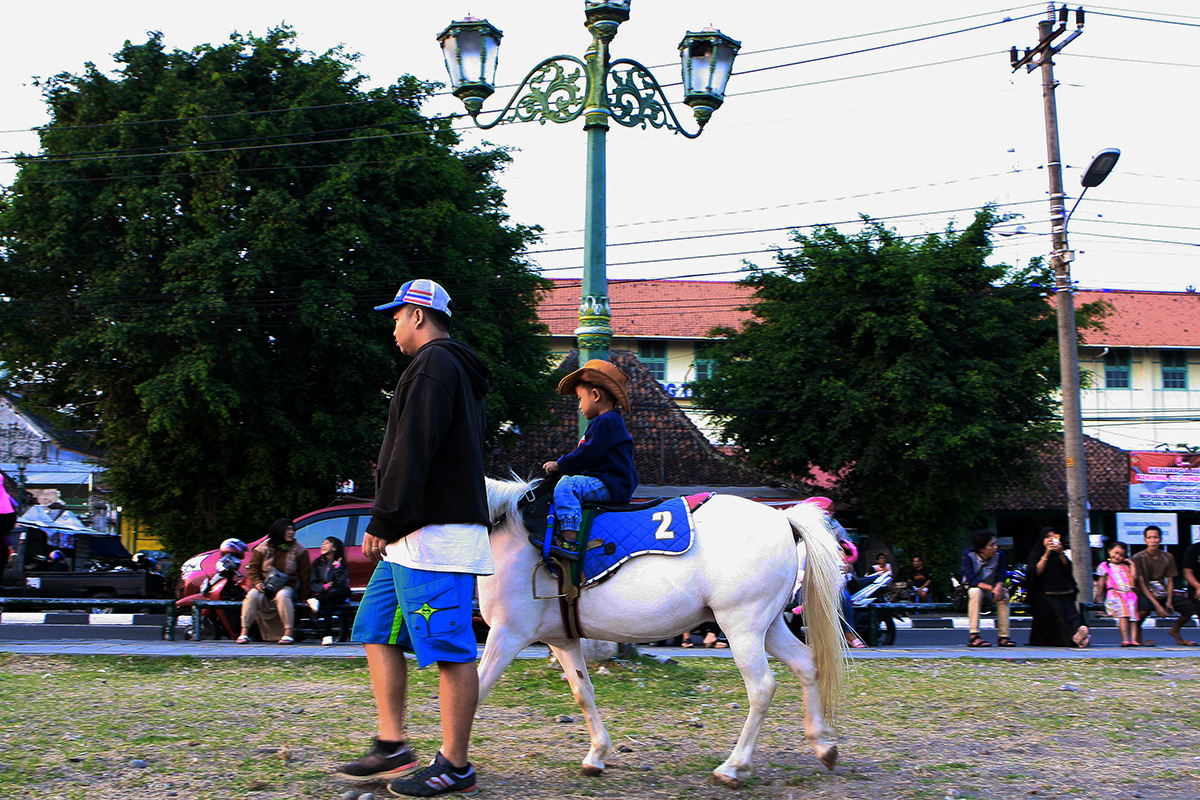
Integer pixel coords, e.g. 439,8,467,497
1075,289,1200,348
538,279,757,338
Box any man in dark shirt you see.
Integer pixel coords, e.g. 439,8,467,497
907,555,933,603
1132,525,1195,646
339,279,493,797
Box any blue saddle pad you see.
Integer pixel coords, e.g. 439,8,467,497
581,496,695,586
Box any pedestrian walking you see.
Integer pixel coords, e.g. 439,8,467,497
338,279,492,798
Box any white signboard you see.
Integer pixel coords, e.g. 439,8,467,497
1114,512,1179,546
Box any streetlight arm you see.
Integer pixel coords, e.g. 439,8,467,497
608,58,703,139
465,55,590,130
1063,185,1089,230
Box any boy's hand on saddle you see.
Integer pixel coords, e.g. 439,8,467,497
543,461,560,475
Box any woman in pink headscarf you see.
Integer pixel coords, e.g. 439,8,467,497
799,497,866,648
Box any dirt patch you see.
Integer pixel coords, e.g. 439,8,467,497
0,655,1197,799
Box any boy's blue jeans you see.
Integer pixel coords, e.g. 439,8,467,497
553,475,610,532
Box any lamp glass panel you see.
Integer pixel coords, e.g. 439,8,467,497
709,43,735,95
482,34,500,84
685,42,715,92
441,35,465,87
456,29,485,84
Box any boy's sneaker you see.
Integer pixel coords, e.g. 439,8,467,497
388,751,478,797
336,738,418,781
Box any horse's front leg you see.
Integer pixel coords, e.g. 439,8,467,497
547,640,611,777
764,617,837,769
712,629,775,789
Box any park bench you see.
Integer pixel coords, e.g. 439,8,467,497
864,601,1106,646
0,596,181,640
189,598,359,642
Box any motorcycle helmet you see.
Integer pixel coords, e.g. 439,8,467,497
132,552,158,570
215,554,243,574
218,538,248,558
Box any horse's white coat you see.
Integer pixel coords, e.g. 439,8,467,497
478,478,848,787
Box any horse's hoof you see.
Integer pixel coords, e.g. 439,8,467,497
817,744,838,771
712,772,745,789
580,765,604,777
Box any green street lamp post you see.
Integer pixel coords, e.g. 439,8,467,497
438,2,739,385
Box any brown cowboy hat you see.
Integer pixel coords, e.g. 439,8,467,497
556,359,631,413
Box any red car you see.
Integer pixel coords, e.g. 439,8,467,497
176,503,375,599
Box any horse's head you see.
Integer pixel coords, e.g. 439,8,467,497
486,474,542,530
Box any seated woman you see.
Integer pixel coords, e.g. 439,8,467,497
1025,526,1089,647
239,518,311,644
307,536,350,646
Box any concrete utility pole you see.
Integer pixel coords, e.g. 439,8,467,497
1011,5,1094,601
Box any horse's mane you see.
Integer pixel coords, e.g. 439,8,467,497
485,474,541,523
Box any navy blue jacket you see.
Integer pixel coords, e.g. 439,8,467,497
556,409,638,503
962,548,1007,588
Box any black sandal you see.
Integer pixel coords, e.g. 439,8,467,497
967,633,991,648
997,636,1017,647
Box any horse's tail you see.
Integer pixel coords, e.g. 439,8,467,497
784,503,848,718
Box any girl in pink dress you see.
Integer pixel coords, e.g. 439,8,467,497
1095,541,1139,646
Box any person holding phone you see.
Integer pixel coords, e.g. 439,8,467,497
1025,526,1089,647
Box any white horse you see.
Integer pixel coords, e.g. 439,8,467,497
478,477,848,788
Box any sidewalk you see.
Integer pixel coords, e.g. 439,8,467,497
1,638,1197,660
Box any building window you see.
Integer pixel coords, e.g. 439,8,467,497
639,341,667,382
1104,349,1130,389
693,343,716,383
1163,350,1187,390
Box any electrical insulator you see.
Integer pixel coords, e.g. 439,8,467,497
1075,7,1085,27
1058,4,1069,24
1010,46,1019,68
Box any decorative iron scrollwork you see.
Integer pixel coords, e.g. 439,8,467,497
606,59,701,139
476,56,589,129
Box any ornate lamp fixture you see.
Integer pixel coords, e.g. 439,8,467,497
437,17,504,116
679,29,742,127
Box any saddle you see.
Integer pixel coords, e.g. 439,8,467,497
525,491,712,585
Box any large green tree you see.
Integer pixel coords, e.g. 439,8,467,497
694,210,1063,571
0,29,550,557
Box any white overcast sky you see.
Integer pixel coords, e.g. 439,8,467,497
2,2,1197,292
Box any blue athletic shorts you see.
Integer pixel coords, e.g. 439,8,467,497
351,562,478,668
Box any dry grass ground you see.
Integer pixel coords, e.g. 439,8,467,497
1,653,1198,800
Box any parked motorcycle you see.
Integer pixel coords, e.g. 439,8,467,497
785,569,898,646
848,570,898,645
176,539,248,640
1006,564,1028,605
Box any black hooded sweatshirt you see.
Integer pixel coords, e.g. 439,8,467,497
367,338,492,543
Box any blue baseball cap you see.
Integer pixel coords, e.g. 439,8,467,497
375,279,453,316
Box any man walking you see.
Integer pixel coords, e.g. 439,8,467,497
338,279,493,797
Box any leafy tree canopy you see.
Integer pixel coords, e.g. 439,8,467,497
694,209,1067,573
0,28,551,557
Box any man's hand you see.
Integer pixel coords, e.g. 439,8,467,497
543,460,560,476
362,533,388,564
993,585,1009,603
